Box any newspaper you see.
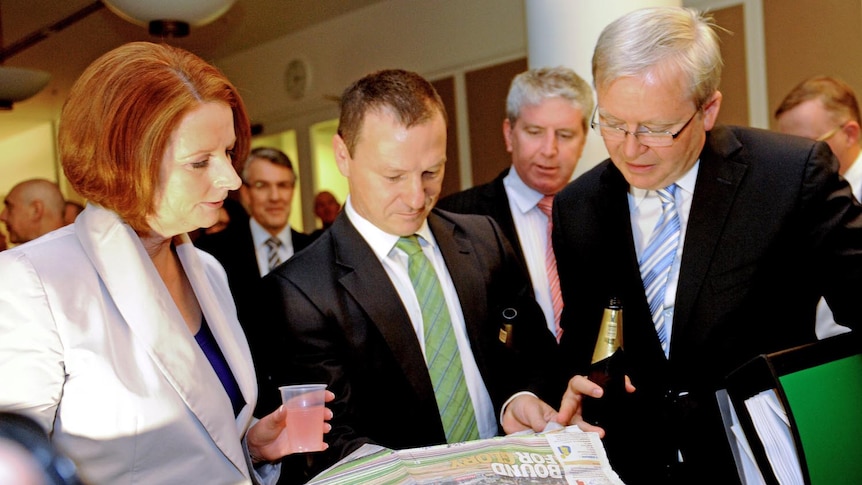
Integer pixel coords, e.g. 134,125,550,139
307,425,624,484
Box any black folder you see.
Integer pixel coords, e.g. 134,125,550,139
722,333,861,485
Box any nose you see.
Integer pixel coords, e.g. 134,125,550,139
404,175,427,209
213,155,242,191
267,184,284,200
541,131,558,157
621,131,646,159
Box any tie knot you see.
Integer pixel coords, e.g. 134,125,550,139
657,184,677,206
265,237,282,251
536,195,554,217
396,235,423,256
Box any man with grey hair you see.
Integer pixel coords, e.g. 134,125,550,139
537,6,862,483
0,179,65,245
438,66,593,341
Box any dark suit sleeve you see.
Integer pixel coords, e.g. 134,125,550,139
260,270,375,476
290,229,315,255
804,141,862,330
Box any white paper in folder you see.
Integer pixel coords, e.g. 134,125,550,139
743,389,803,485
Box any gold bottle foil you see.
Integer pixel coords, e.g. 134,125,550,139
591,302,623,364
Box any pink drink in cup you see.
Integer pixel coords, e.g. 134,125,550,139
279,384,327,453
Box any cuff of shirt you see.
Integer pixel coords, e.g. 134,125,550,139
499,391,538,427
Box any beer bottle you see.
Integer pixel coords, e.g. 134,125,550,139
582,297,625,428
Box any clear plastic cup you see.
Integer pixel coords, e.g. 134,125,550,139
279,384,327,453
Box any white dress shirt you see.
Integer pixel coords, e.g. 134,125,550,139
343,197,497,439
249,218,294,276
503,168,556,334
629,162,700,354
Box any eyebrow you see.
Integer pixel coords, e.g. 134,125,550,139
598,110,677,129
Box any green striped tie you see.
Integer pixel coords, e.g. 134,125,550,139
396,235,479,443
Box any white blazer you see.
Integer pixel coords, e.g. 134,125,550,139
0,204,279,485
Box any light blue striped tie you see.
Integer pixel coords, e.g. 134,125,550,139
638,184,680,358
396,235,479,443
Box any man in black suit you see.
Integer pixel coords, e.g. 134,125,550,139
196,146,313,415
262,69,561,477
543,6,862,484
438,67,593,341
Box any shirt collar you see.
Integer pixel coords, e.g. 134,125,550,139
503,166,546,214
343,195,436,261
249,218,290,248
842,149,862,196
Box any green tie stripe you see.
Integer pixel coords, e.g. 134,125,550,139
396,235,479,443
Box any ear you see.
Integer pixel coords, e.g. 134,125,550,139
333,134,351,178
842,120,861,146
502,118,514,153
702,91,723,131
29,200,44,221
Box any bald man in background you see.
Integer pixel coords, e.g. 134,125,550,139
1,179,65,245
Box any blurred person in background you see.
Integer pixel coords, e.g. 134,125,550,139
1,179,65,245
62,200,85,225
310,190,341,239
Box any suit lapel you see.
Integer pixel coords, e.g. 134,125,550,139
330,217,436,405
599,166,665,350
487,173,528,275
427,212,485,349
75,205,249,477
674,128,747,337
177,237,256,472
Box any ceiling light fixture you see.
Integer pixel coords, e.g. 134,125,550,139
0,67,51,110
102,0,238,37
0,0,237,109
0,2,107,110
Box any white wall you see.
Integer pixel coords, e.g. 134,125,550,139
216,0,528,228
218,0,527,131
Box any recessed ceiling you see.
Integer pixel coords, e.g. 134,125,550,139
0,0,384,141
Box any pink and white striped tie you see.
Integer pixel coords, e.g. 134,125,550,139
537,195,563,342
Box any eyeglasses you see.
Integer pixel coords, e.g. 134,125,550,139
816,122,848,142
590,106,699,148
244,180,295,192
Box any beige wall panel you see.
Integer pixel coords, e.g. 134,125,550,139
764,0,862,128
713,5,750,127
464,58,528,188
431,76,462,199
